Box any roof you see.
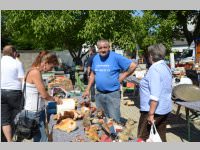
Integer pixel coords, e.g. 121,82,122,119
173,38,189,47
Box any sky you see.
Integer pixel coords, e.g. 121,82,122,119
133,10,144,17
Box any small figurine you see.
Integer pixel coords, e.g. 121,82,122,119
118,119,137,142
96,108,105,119
82,110,91,127
85,125,100,142
54,118,77,133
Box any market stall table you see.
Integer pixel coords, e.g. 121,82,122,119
172,84,200,141
48,96,91,142
175,101,200,141
121,75,140,100
48,115,90,142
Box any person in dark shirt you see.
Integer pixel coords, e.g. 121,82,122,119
86,46,96,102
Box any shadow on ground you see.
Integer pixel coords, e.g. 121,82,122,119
166,113,200,142
122,92,200,142
122,90,140,109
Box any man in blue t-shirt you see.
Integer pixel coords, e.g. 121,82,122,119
82,39,137,123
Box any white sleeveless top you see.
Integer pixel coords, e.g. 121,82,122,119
23,82,45,112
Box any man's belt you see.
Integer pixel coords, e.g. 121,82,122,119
96,90,119,94
1,89,21,92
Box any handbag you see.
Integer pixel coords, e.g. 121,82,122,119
15,112,39,140
15,71,40,140
146,123,162,142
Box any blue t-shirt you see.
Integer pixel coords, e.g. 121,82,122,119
92,51,132,92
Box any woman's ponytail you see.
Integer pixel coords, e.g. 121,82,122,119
32,50,49,67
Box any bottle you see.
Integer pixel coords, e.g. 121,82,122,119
108,121,117,140
109,125,117,140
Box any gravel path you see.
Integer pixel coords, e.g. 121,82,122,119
120,95,200,142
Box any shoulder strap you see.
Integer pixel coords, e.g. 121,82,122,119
20,70,31,110
36,92,39,112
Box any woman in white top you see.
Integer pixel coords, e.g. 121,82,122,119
21,50,62,142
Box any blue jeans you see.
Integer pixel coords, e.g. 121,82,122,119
95,90,121,123
20,110,48,142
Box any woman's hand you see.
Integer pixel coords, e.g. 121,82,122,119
147,114,155,125
54,97,63,105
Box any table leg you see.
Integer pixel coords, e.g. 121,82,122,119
185,108,191,141
176,104,181,116
197,74,200,87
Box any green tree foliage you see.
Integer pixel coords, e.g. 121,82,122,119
1,13,12,49
132,10,177,56
2,10,89,64
2,10,197,62
80,10,134,50
2,10,135,64
153,10,200,46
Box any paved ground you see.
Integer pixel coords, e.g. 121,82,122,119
120,93,200,142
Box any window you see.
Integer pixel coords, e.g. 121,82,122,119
181,49,193,58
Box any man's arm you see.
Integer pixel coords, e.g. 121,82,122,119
119,62,137,83
87,66,91,77
17,61,25,82
82,71,95,98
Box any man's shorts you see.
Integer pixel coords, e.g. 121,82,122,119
1,89,22,126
